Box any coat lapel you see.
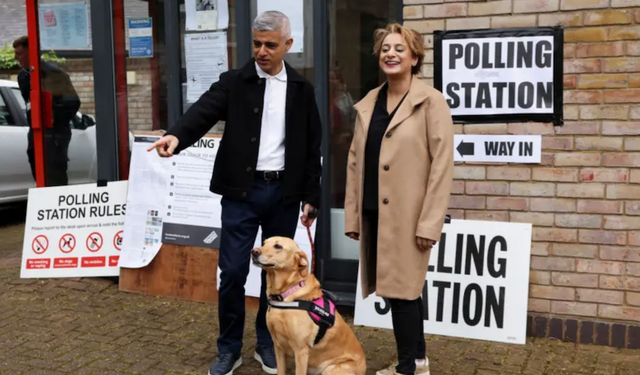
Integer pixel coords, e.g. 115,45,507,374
386,78,429,133
353,85,381,133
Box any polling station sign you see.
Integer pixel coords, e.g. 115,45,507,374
21,181,128,278
354,219,532,345
454,134,541,163
434,27,563,125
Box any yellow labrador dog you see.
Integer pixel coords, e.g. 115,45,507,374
251,236,366,375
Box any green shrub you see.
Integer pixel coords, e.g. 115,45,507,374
0,42,66,70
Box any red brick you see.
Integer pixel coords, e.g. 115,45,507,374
580,230,627,245
507,122,554,135
605,90,640,104
633,170,640,183
599,305,640,320
612,0,640,7
529,298,551,313
557,183,605,198
561,0,608,10
577,42,626,58
627,263,640,276
447,209,465,220
552,301,598,317
628,41,640,55
565,27,608,42
491,15,537,28
628,292,640,306
577,200,624,214
575,138,623,152
608,184,640,199
463,124,507,134
468,0,511,16
531,271,551,285
554,153,601,167
454,166,485,180
564,59,602,74
555,214,602,229
511,212,555,226
610,26,640,41
605,57,640,73
403,6,423,19
577,289,624,304
579,105,629,120
533,168,578,182
486,167,531,181
404,20,445,34
541,153,555,166
542,136,574,150
531,256,576,271
631,74,640,88
604,216,640,230
584,9,633,25
423,3,467,19
579,168,628,182
602,121,640,135
626,201,640,215
465,210,509,222
555,122,599,135
600,246,640,261
466,182,509,196
486,197,528,211
449,196,485,209
600,276,640,291
564,44,576,59
564,75,577,89
452,180,465,194
552,272,598,287
531,198,576,212
603,153,640,167
625,138,640,151
577,259,625,275
530,285,575,300
578,73,628,89
563,90,602,104
445,17,491,30
533,228,578,243
532,242,551,256
539,12,582,26
510,182,555,197
552,244,598,258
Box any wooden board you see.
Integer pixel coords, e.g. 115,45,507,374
119,244,260,310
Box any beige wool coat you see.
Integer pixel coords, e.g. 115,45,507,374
344,77,454,300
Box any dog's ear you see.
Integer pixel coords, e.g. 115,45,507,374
297,251,309,278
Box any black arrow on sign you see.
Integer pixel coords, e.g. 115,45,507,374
456,140,475,157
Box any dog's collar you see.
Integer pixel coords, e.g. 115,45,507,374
268,281,305,302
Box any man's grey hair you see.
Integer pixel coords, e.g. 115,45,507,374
253,11,291,39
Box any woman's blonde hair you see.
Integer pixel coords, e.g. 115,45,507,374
373,23,425,76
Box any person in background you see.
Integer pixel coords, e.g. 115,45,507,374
13,36,81,186
344,23,454,375
147,10,322,375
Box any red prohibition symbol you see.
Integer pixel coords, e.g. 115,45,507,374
59,233,76,253
86,232,103,252
32,235,49,254
113,231,123,251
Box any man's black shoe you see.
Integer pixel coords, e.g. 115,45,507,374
208,353,242,375
254,345,277,374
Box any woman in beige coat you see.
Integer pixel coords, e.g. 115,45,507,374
344,23,454,375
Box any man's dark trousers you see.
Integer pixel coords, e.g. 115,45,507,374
217,178,300,354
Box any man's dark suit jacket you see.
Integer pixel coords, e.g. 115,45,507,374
166,59,323,208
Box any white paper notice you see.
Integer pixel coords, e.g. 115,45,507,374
257,0,304,53
119,136,170,268
185,31,228,103
217,0,229,30
185,0,218,31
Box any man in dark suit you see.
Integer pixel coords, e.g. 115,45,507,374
149,10,322,375
13,36,81,186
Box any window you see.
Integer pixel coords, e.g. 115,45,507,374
0,94,14,125
11,88,26,111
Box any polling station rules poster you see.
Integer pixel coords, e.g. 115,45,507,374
21,182,128,278
434,26,563,125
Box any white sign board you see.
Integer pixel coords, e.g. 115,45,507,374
257,0,305,53
354,219,532,345
454,134,541,163
21,181,128,278
435,27,563,125
185,31,229,103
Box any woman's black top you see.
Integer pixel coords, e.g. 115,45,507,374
362,83,407,211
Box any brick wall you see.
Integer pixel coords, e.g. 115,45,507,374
405,0,640,326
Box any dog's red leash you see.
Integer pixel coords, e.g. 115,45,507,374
304,207,318,275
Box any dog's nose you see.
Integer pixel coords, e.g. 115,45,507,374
251,248,261,257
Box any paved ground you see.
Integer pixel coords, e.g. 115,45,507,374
2,204,640,375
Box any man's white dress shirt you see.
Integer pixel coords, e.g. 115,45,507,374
255,62,287,172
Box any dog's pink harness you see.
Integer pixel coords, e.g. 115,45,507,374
268,281,337,345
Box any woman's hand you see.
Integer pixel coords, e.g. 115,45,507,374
416,237,435,252
346,232,360,241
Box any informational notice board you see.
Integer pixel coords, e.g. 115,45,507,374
354,219,532,345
